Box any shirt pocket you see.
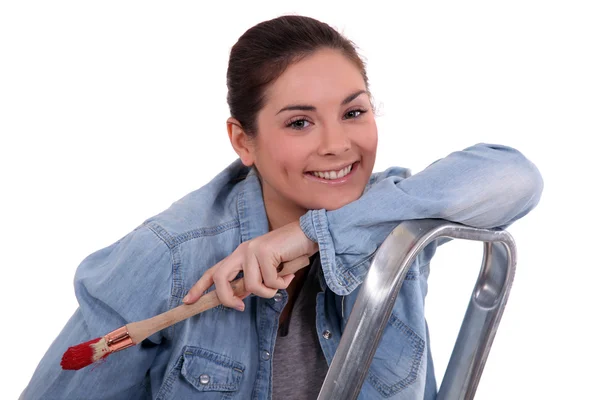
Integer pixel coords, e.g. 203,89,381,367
365,313,426,398
156,346,245,400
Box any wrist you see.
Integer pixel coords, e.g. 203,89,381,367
293,218,318,255
299,210,319,243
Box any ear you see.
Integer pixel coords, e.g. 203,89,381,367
227,117,255,167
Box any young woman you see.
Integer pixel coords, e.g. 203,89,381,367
21,15,543,400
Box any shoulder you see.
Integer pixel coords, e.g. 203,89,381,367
73,223,174,329
74,159,252,321
143,159,251,242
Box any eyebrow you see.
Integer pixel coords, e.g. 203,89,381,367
276,90,367,115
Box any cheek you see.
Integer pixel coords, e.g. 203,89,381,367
358,122,378,153
369,130,378,151
261,139,307,176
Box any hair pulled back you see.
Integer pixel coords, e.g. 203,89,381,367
226,15,370,137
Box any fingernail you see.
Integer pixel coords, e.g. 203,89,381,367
183,294,189,303
235,303,245,312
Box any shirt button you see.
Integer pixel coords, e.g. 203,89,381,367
199,374,210,385
322,330,332,340
261,350,271,361
273,292,283,302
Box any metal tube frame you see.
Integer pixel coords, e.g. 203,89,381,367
317,219,517,400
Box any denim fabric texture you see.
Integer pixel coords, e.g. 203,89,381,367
21,143,543,399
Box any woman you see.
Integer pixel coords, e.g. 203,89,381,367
21,15,543,400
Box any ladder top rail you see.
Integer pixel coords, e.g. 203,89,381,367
317,219,516,400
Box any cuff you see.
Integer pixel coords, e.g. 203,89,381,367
300,210,360,295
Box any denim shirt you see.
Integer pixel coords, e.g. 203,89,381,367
21,143,543,400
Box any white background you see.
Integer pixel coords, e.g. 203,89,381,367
1,1,598,398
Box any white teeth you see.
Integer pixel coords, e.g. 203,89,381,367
310,164,353,180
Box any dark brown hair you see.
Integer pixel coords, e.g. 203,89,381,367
226,15,370,137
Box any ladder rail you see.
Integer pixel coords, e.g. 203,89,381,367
317,219,517,400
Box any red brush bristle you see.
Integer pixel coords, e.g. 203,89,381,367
61,337,107,370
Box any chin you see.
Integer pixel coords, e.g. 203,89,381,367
308,192,363,212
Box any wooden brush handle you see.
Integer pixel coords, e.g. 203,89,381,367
126,255,311,343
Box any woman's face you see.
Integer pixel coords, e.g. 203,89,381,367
248,49,378,217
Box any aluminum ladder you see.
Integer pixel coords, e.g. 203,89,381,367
317,219,517,400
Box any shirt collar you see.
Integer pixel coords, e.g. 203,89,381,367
237,163,270,242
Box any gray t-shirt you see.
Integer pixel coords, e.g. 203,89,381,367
272,254,329,399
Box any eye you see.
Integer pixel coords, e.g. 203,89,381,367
343,108,368,120
285,117,312,130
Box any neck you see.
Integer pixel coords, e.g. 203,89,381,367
262,187,307,231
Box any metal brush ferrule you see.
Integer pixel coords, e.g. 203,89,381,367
104,326,134,353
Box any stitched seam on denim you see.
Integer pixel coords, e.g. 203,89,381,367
342,254,421,286
299,212,318,242
312,210,342,292
145,220,240,247
138,222,179,340
172,220,240,245
184,347,245,370
170,245,184,300
313,209,358,294
315,292,333,364
144,222,185,329
182,347,244,391
338,250,377,292
391,316,425,391
266,296,280,400
146,220,240,321
165,245,184,340
267,299,277,399
238,188,249,243
366,315,425,396
252,301,272,400
338,257,362,289
145,221,177,249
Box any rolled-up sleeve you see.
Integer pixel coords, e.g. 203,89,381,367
300,143,544,295
20,224,173,400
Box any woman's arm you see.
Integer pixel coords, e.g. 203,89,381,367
20,225,173,400
300,143,544,295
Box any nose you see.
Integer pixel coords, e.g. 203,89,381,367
317,122,351,156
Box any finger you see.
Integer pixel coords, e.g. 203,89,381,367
259,253,292,291
183,266,217,304
281,273,295,287
244,252,278,298
213,262,245,311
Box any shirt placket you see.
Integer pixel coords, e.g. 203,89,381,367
251,291,287,400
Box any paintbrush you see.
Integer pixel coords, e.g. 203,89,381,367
60,255,310,370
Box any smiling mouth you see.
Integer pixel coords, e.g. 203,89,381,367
305,162,357,181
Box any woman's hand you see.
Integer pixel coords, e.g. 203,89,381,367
182,220,318,311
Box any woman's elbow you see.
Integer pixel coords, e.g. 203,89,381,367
500,145,543,208
487,144,544,227
476,143,543,202
455,143,544,229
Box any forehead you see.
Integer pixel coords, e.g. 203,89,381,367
263,49,367,109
